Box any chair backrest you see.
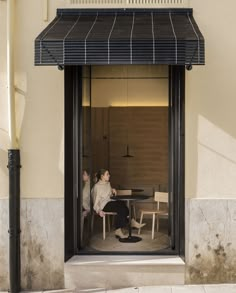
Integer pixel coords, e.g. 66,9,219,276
116,189,132,196
154,192,168,210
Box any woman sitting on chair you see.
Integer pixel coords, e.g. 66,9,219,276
92,168,145,239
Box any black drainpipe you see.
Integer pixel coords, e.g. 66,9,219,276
8,149,21,293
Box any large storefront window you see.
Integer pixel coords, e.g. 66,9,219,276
80,65,170,253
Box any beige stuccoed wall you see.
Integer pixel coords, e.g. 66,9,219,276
1,1,236,198
186,0,236,198
0,0,65,199
16,0,64,198
0,1,8,198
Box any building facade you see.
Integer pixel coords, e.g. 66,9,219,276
1,0,236,290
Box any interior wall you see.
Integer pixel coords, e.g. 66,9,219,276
91,65,168,107
91,65,169,189
91,107,109,174
91,106,168,190
109,107,168,188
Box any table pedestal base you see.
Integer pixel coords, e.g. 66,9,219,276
119,236,142,243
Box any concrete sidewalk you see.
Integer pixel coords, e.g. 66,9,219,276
2,284,236,293
77,284,236,292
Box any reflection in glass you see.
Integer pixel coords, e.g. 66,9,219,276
81,66,91,246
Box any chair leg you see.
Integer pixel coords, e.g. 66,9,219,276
103,215,106,240
81,215,84,239
132,204,136,220
91,213,94,234
156,215,159,232
138,212,144,235
152,214,155,240
108,215,111,232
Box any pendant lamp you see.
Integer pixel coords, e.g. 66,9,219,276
122,67,134,158
123,144,134,158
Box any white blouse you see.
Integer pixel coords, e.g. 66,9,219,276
92,180,113,213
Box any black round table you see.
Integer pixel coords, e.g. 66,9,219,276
110,195,149,243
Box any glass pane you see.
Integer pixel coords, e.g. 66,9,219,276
82,65,170,252
81,66,91,246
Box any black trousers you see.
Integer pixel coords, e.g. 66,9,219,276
103,200,129,229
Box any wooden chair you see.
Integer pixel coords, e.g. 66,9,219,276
102,211,117,240
92,190,133,240
138,192,168,240
101,190,132,239
91,210,117,240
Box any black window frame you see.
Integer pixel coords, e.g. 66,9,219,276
64,65,185,260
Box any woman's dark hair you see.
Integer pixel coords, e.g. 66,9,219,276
83,169,90,176
96,169,108,182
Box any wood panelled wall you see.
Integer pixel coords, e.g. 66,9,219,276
91,107,168,189
109,107,168,188
91,108,109,175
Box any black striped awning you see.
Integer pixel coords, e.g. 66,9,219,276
35,9,205,66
